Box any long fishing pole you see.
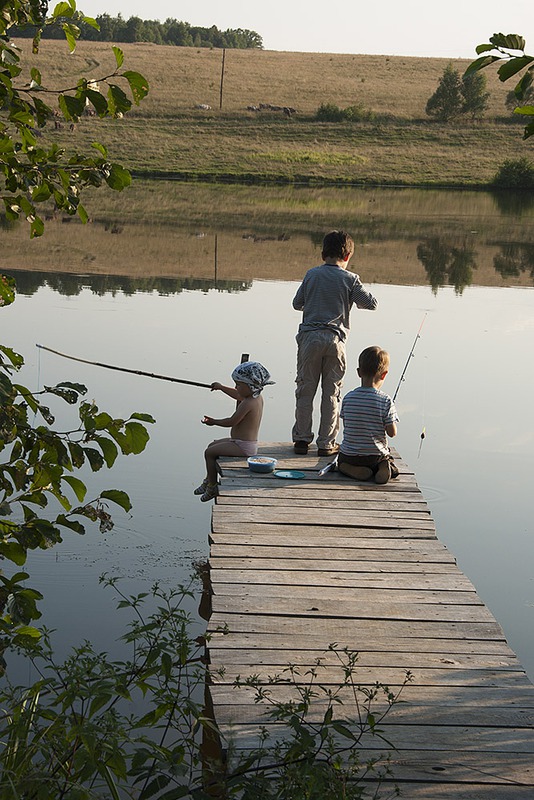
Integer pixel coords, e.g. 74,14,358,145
319,312,428,476
392,312,427,402
36,344,213,389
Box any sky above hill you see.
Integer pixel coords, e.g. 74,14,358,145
79,0,532,59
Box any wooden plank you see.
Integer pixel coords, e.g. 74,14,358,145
217,495,431,511
211,584,482,606
219,487,426,503
207,613,506,640
207,632,517,657
220,473,419,491
208,557,459,572
211,520,437,539
215,505,436,529
209,683,534,707
209,533,454,552
209,664,532,687
209,570,472,590
208,647,520,669
209,541,456,561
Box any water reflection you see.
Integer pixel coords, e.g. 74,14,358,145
2,183,534,294
416,239,477,295
6,269,252,297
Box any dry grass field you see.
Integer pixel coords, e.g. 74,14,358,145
19,39,532,186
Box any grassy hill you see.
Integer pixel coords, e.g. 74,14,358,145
20,39,533,186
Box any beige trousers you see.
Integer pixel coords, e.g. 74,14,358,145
292,329,346,449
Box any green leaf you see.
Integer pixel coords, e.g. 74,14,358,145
100,490,131,512
92,141,108,157
56,514,85,534
0,275,16,307
61,21,80,52
122,70,149,104
107,83,131,116
514,104,534,115
0,541,27,566
13,625,41,639
112,46,124,68
95,436,118,468
130,412,156,423
105,163,131,191
58,93,85,121
83,447,105,472
498,56,534,82
489,33,526,51
30,216,45,238
85,88,109,116
77,203,88,224
63,475,87,502
32,183,52,202
463,55,500,77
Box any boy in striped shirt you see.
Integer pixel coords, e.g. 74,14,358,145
338,346,399,484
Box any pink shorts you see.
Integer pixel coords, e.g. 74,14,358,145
233,439,258,457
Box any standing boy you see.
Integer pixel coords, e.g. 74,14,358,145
292,230,378,456
338,346,399,484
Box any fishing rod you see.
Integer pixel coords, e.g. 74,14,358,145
35,344,212,389
392,312,427,402
318,312,428,477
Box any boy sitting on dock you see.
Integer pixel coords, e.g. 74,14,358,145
194,361,274,502
338,346,399,485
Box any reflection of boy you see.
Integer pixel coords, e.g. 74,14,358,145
338,346,399,485
292,230,378,457
194,361,274,502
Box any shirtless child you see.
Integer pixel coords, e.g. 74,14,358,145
194,361,274,502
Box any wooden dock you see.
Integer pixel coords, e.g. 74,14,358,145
206,444,534,798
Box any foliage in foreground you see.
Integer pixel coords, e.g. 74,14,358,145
0,578,409,799
465,33,534,139
0,277,154,650
0,0,149,236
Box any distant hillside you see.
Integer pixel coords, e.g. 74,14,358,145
19,39,532,187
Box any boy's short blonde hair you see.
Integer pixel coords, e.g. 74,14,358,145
358,346,390,378
322,230,354,261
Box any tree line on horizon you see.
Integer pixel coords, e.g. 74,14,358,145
10,13,264,49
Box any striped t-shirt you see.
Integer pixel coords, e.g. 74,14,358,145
340,386,399,456
292,263,378,342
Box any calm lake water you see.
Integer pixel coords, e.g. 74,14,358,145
3,183,534,682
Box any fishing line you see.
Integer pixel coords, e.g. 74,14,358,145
36,344,213,389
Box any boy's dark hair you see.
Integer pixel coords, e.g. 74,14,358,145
322,230,354,261
358,346,390,378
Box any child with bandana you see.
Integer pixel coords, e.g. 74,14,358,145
194,361,274,502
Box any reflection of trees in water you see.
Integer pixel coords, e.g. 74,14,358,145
4,271,252,298
493,243,534,281
416,238,477,295
491,190,534,217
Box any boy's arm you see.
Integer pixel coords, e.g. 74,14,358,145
203,398,251,428
351,275,378,310
292,279,306,310
210,382,241,400
386,422,397,437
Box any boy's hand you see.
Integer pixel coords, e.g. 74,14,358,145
202,416,215,426
210,382,223,392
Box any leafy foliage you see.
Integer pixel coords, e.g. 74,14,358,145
426,63,489,121
465,33,534,138
0,578,409,798
0,0,149,236
0,288,154,649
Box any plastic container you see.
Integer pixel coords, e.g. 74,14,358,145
247,456,277,473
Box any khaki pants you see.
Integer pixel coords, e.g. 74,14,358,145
292,329,346,450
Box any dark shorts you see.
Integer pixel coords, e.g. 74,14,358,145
338,451,399,479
